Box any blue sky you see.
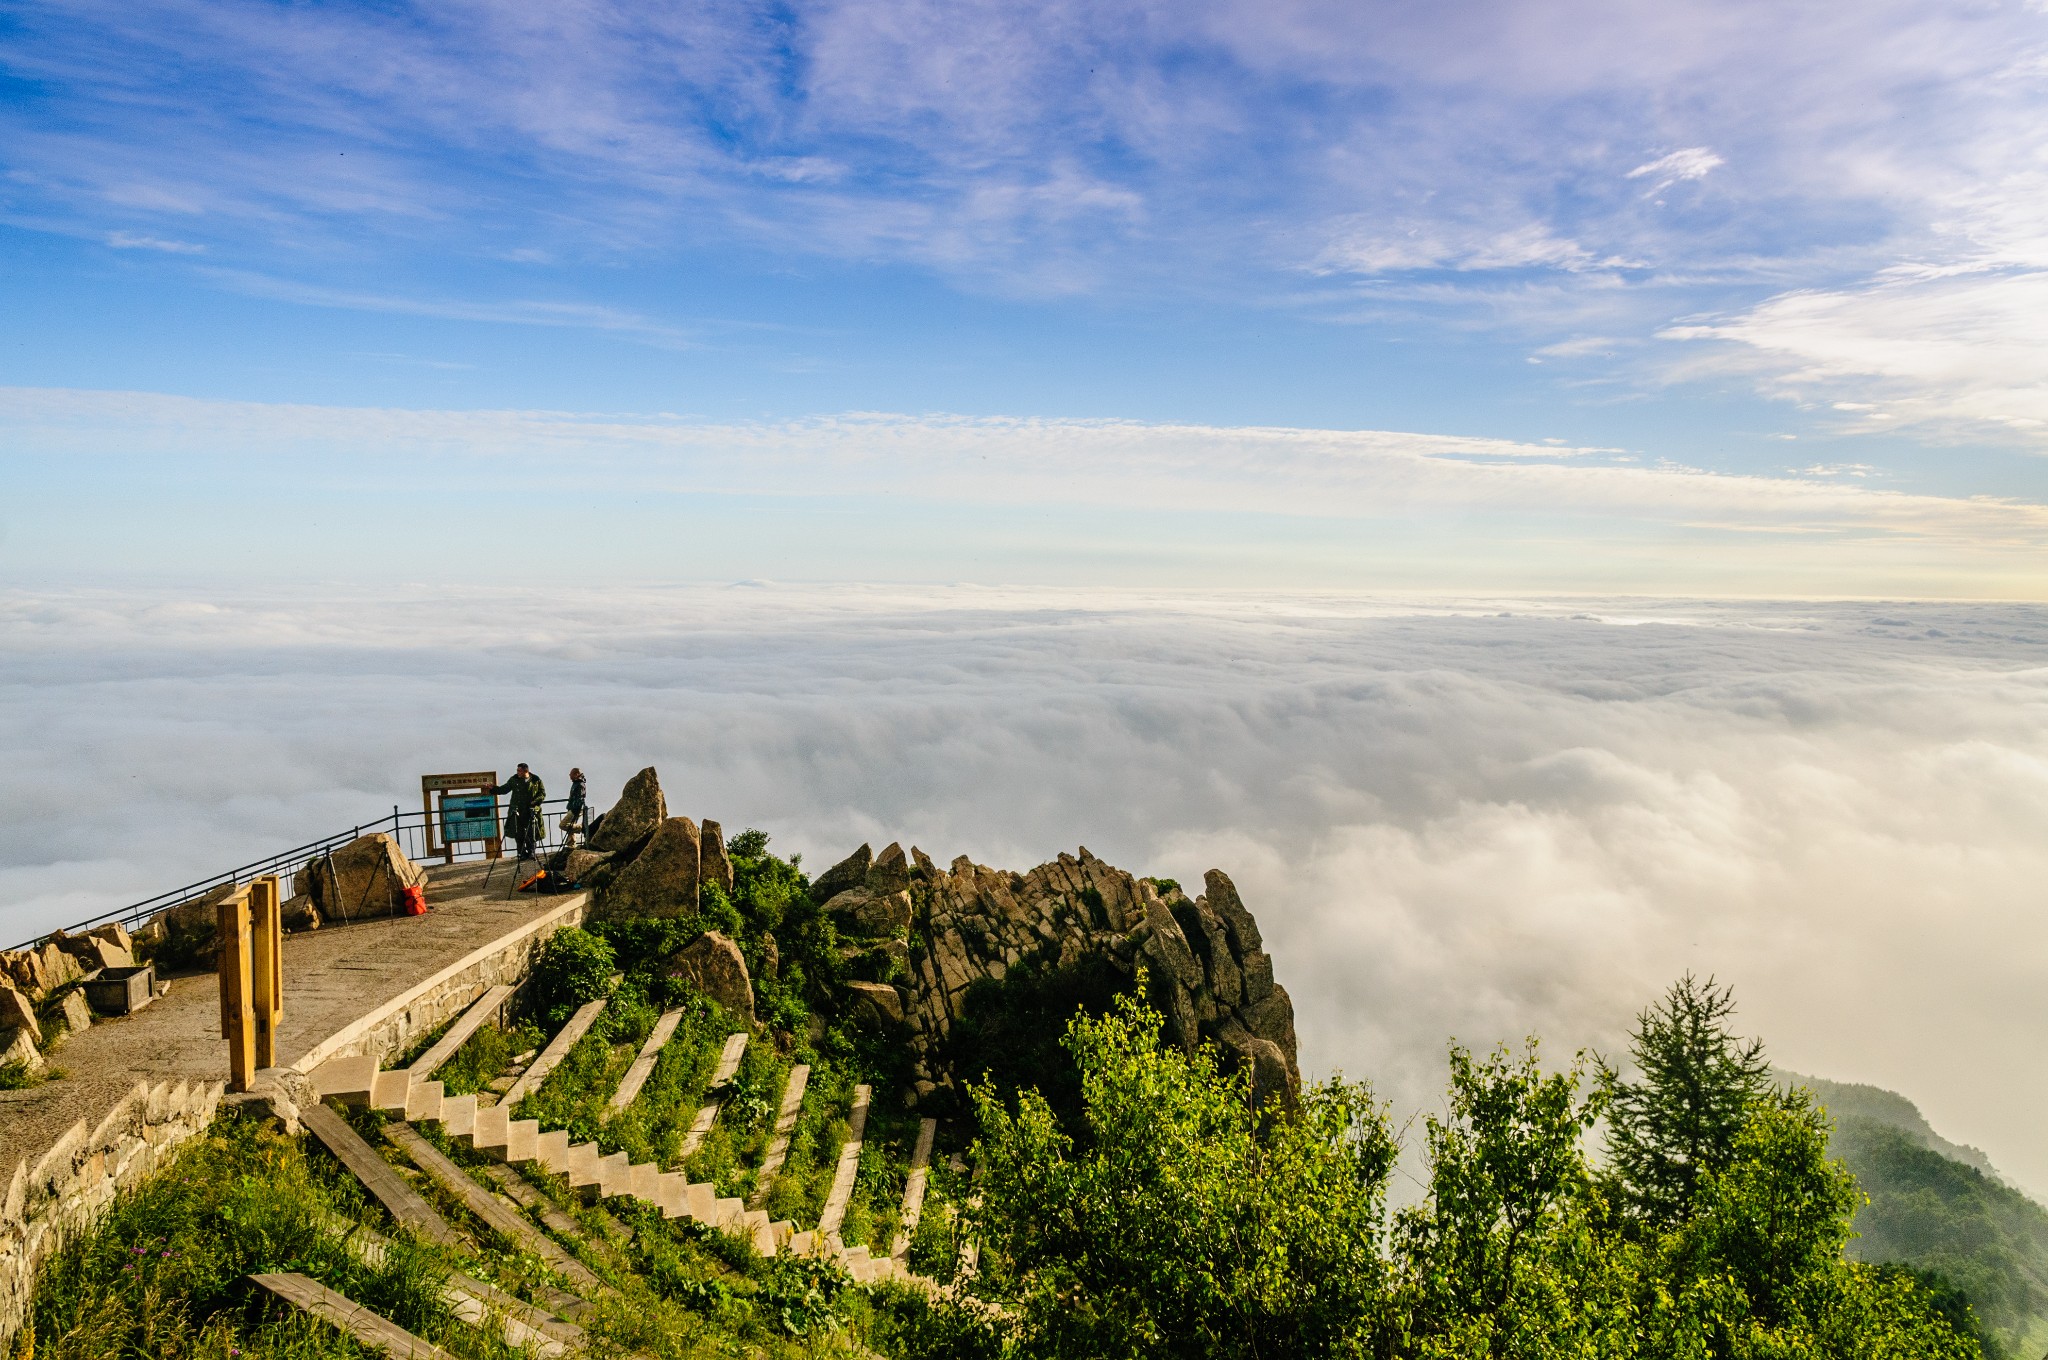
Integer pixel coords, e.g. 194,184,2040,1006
5,0,2048,591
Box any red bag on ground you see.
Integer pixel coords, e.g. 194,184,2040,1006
401,884,428,916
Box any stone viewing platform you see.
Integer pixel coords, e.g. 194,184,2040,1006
0,858,590,1336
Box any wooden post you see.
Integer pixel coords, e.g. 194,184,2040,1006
217,885,256,1093
250,874,283,1070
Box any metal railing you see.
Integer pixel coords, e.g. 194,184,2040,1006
7,799,582,954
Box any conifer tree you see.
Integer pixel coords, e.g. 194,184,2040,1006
1602,973,1772,1229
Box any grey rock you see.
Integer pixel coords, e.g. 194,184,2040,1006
667,930,755,1025
844,980,906,1027
700,820,735,897
759,932,779,978
809,844,872,903
561,848,611,886
589,767,668,853
598,816,701,918
1202,869,1263,954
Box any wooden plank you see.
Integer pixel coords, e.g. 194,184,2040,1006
250,1272,455,1360
477,1163,616,1296
607,1009,682,1111
891,1117,938,1260
746,1064,810,1210
708,1031,749,1087
501,998,606,1106
319,1210,585,1348
407,984,513,1079
382,1122,607,1297
816,1084,871,1238
300,1104,463,1247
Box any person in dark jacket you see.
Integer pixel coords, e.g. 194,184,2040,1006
493,763,546,861
565,768,588,833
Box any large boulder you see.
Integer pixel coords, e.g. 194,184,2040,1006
294,834,426,921
6,943,84,999
823,887,913,938
667,930,755,1025
808,844,872,903
700,821,735,897
589,767,667,853
0,1024,41,1077
844,980,906,1028
598,816,701,918
0,985,39,1044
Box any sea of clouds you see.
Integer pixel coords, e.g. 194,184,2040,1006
7,583,2047,1194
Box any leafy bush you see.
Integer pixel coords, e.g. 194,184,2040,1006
531,926,615,1026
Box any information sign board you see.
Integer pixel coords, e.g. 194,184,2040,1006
440,793,499,844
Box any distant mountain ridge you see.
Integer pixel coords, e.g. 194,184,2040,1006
1778,1070,2007,1181
1780,1069,2048,1359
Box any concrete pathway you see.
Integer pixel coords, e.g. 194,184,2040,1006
0,862,586,1180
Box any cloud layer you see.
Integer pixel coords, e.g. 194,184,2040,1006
8,583,2048,1196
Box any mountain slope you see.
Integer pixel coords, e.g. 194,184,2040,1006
1783,1070,2048,1359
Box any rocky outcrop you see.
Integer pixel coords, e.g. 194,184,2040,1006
700,821,734,898
597,816,701,918
808,844,872,903
820,841,915,938
0,944,82,1001
667,930,755,1025
894,849,1300,1107
294,834,426,922
0,988,38,1044
588,767,667,853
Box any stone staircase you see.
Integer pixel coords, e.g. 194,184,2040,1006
311,991,913,1283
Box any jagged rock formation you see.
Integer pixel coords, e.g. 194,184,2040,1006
835,843,1300,1109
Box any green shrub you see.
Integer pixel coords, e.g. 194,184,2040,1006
531,926,615,1027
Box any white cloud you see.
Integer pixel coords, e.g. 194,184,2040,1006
7,387,2044,552
1625,146,1724,192
1664,265,2048,440
6,583,2048,1202
105,231,205,253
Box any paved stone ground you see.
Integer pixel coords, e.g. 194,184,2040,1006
0,859,572,1174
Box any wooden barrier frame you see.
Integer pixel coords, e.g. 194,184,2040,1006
421,772,502,864
218,873,283,1092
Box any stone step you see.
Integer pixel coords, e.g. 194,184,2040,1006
628,1161,659,1204
251,1272,455,1360
311,1054,378,1106
497,1118,539,1165
770,1219,795,1251
707,1030,749,1086
438,1092,478,1139
891,1117,938,1261
685,1182,717,1223
596,1150,630,1198
403,1079,444,1123
470,1103,510,1155
371,1068,411,1112
790,1230,818,1257
714,1196,745,1231
744,1208,777,1256
656,1171,687,1217
566,1143,603,1194
535,1129,572,1174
